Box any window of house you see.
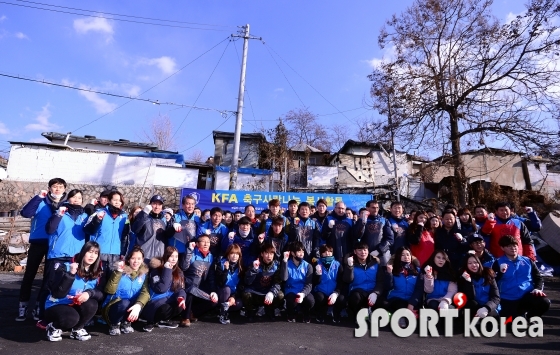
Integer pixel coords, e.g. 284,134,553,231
308,157,316,165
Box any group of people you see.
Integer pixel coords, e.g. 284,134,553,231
15,177,552,342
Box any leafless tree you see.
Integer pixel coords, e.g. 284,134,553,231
140,114,177,151
283,107,332,153
369,0,560,205
331,124,351,152
187,149,204,163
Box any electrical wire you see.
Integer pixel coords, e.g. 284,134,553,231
15,0,235,29
179,112,234,152
264,43,354,124
71,36,231,133
1,1,229,31
171,38,232,140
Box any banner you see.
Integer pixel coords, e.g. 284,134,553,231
180,188,373,213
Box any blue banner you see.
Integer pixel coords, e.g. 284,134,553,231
180,188,373,213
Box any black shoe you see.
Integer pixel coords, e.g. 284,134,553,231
316,316,324,324
303,316,311,324
143,323,155,332
157,320,178,329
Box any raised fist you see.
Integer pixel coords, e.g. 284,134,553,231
455,233,463,241
223,261,230,270
424,265,432,277
188,242,196,250
90,199,98,205
487,213,495,221
283,251,290,262
392,223,399,232
228,232,235,240
253,259,260,269
117,261,125,272
143,205,152,214
97,211,106,220
328,220,335,228
294,217,300,225
525,206,534,213
461,271,471,282
315,264,322,275
347,256,354,267
57,206,67,216
164,261,172,269
39,190,48,198
173,223,182,232
370,250,379,257
258,233,265,242
69,262,79,274
500,263,508,273
205,229,211,235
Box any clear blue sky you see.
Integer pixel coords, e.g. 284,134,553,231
0,0,526,159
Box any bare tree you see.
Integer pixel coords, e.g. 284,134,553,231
140,114,177,151
260,119,290,191
355,116,391,145
369,0,560,205
187,149,204,163
283,107,332,153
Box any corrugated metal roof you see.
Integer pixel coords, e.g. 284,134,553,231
290,143,322,152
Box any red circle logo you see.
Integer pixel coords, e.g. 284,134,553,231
453,292,467,309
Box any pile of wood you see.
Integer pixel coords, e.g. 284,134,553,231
0,217,31,272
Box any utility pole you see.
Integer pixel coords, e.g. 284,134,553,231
229,24,262,190
387,96,400,202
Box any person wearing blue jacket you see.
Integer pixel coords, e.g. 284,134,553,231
169,195,201,255
44,242,105,342
243,243,284,322
354,200,394,266
142,246,186,331
102,246,150,336
312,245,345,323
215,244,244,324
384,247,422,328
84,191,129,271
422,250,457,311
387,201,409,254
492,235,550,320
17,177,67,323
468,234,495,268
322,202,354,262
281,241,315,323
343,241,385,319
123,206,142,255
223,216,256,268
457,254,500,319
179,235,218,327
197,207,229,257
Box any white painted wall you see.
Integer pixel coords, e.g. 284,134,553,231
6,145,188,187
215,170,270,191
154,166,198,188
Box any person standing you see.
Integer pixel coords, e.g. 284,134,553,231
17,178,67,323
323,201,354,262
354,200,393,266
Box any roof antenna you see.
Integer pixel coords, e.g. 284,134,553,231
63,132,71,146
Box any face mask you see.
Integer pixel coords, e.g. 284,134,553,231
50,192,63,200
321,256,334,265
239,230,249,238
293,256,303,262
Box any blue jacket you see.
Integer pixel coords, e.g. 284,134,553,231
45,262,104,309
322,212,354,262
84,206,129,256
343,254,384,294
181,247,215,301
45,204,87,259
197,221,229,257
21,194,66,244
223,229,256,268
457,272,500,313
388,267,420,301
244,260,282,296
216,258,241,294
147,257,186,302
493,255,542,301
281,259,313,295
313,260,342,296
354,215,394,265
387,215,409,254
427,279,452,300
102,265,149,308
170,211,201,253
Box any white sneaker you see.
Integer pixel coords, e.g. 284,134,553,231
46,323,62,342
70,328,91,341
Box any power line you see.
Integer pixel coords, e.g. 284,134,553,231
0,72,231,114
264,43,354,124
180,112,235,153
262,42,306,108
72,36,231,133
0,1,229,32
15,0,234,29
171,38,232,140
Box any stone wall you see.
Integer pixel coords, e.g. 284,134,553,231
0,180,180,212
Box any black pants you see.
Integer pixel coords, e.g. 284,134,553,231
19,243,48,302
217,286,242,311
382,297,414,313
44,298,98,330
285,292,315,318
38,257,72,318
242,291,285,316
500,292,551,319
463,299,499,317
312,291,345,318
347,289,382,317
182,293,217,320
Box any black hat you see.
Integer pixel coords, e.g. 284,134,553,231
150,195,165,204
100,189,113,197
468,234,484,244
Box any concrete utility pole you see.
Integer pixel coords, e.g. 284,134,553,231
229,24,262,190
387,96,400,202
